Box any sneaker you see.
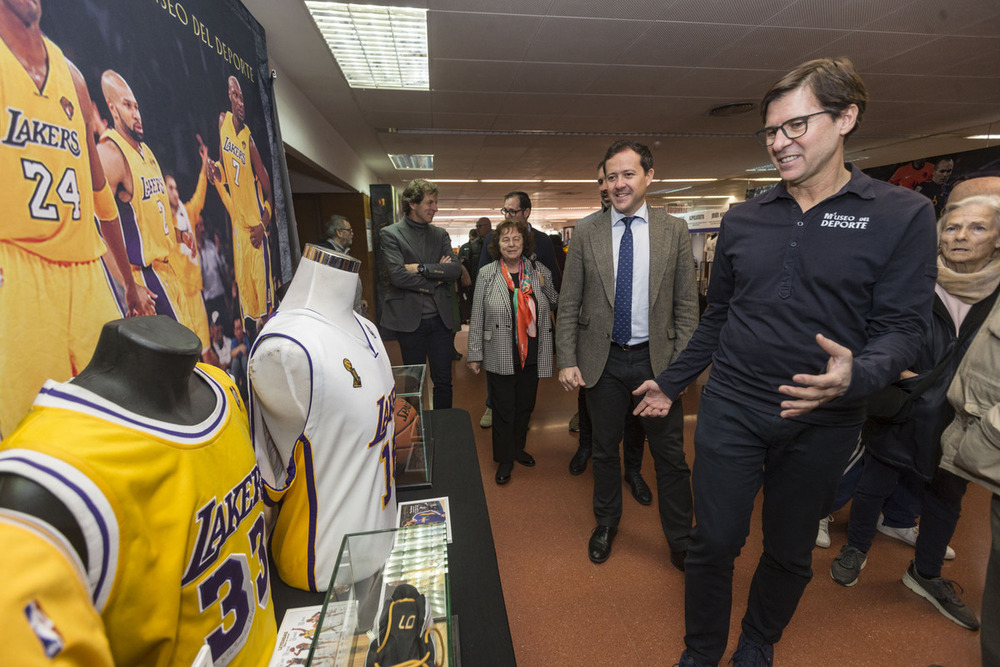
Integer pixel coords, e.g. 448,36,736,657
568,412,580,432
902,561,980,630
816,515,832,548
730,634,773,666
877,515,956,560
479,407,492,429
830,544,867,587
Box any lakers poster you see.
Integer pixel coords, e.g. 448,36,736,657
0,0,292,436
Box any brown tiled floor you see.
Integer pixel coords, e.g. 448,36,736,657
398,329,989,666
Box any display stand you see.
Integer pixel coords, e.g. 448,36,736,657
303,524,452,666
393,364,434,489
267,409,515,667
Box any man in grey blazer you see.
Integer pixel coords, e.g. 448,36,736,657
556,140,699,566
379,179,461,408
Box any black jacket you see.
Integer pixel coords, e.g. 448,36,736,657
865,283,1000,480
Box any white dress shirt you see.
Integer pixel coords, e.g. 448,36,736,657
611,201,650,345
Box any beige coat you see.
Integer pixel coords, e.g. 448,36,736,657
939,293,1000,495
555,207,699,386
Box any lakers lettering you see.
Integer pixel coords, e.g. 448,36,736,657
2,108,81,157
368,389,397,449
182,466,265,585
222,136,246,166
140,174,166,200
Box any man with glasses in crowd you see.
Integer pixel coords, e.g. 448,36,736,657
321,214,363,314
634,57,937,666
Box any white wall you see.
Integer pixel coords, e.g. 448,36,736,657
271,60,375,196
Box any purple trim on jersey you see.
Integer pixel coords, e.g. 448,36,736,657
249,333,315,419
262,235,273,314
140,264,178,320
97,254,127,317
353,315,379,358
116,200,145,266
5,455,112,603
38,368,227,439
299,434,320,592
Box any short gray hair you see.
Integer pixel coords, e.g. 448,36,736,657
324,214,349,238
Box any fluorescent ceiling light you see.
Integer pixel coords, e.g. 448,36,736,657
746,163,778,172
655,178,718,183
305,2,429,90
966,134,1000,140
481,179,542,183
663,195,733,199
388,154,433,170
434,179,478,183
746,177,781,182
543,179,594,183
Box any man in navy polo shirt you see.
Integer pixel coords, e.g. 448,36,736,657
634,58,938,666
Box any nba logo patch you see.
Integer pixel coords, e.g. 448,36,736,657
24,600,65,658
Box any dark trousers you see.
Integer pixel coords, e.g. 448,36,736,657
914,468,968,577
846,453,967,576
586,344,691,551
833,450,921,525
486,365,539,464
984,494,1000,667
578,386,645,476
396,315,453,409
684,391,859,664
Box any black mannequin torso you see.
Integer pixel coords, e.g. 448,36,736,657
73,315,215,424
0,316,217,571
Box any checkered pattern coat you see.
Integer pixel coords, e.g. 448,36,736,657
466,259,558,376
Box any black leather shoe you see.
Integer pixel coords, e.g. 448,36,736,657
588,525,617,564
670,550,687,572
625,472,653,505
495,462,513,485
568,448,591,475
515,451,535,467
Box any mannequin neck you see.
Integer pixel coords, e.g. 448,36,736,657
278,254,358,323
72,316,214,424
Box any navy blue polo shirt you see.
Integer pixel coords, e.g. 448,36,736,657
657,165,937,425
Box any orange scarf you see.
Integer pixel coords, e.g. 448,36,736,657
502,258,537,368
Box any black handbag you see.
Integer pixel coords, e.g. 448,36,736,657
866,308,985,424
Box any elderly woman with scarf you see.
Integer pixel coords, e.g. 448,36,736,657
829,194,1000,630
467,219,557,485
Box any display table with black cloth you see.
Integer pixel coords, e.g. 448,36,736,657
268,408,516,666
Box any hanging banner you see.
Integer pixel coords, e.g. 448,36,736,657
1,0,290,434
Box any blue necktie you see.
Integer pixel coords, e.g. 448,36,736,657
612,216,634,346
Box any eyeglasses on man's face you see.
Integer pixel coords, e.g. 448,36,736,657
755,110,834,147
499,207,523,216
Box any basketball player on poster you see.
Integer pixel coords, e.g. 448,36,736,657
0,0,154,436
208,75,274,328
98,69,192,324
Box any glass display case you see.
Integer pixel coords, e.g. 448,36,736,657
392,364,434,488
303,524,452,667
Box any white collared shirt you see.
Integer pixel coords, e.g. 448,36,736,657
611,202,650,345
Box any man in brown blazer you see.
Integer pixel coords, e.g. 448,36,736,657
556,140,699,566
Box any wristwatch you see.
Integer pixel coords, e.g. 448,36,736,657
417,263,426,275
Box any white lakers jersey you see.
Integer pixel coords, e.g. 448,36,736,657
250,309,397,592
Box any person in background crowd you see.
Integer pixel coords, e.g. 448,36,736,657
936,176,1000,666
467,219,557,485
379,179,461,409
828,195,1000,635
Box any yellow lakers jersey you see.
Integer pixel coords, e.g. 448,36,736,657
0,511,115,666
0,364,277,667
101,128,173,268
0,36,107,262
219,112,263,233
170,170,207,297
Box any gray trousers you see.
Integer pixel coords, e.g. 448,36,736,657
984,493,1000,667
